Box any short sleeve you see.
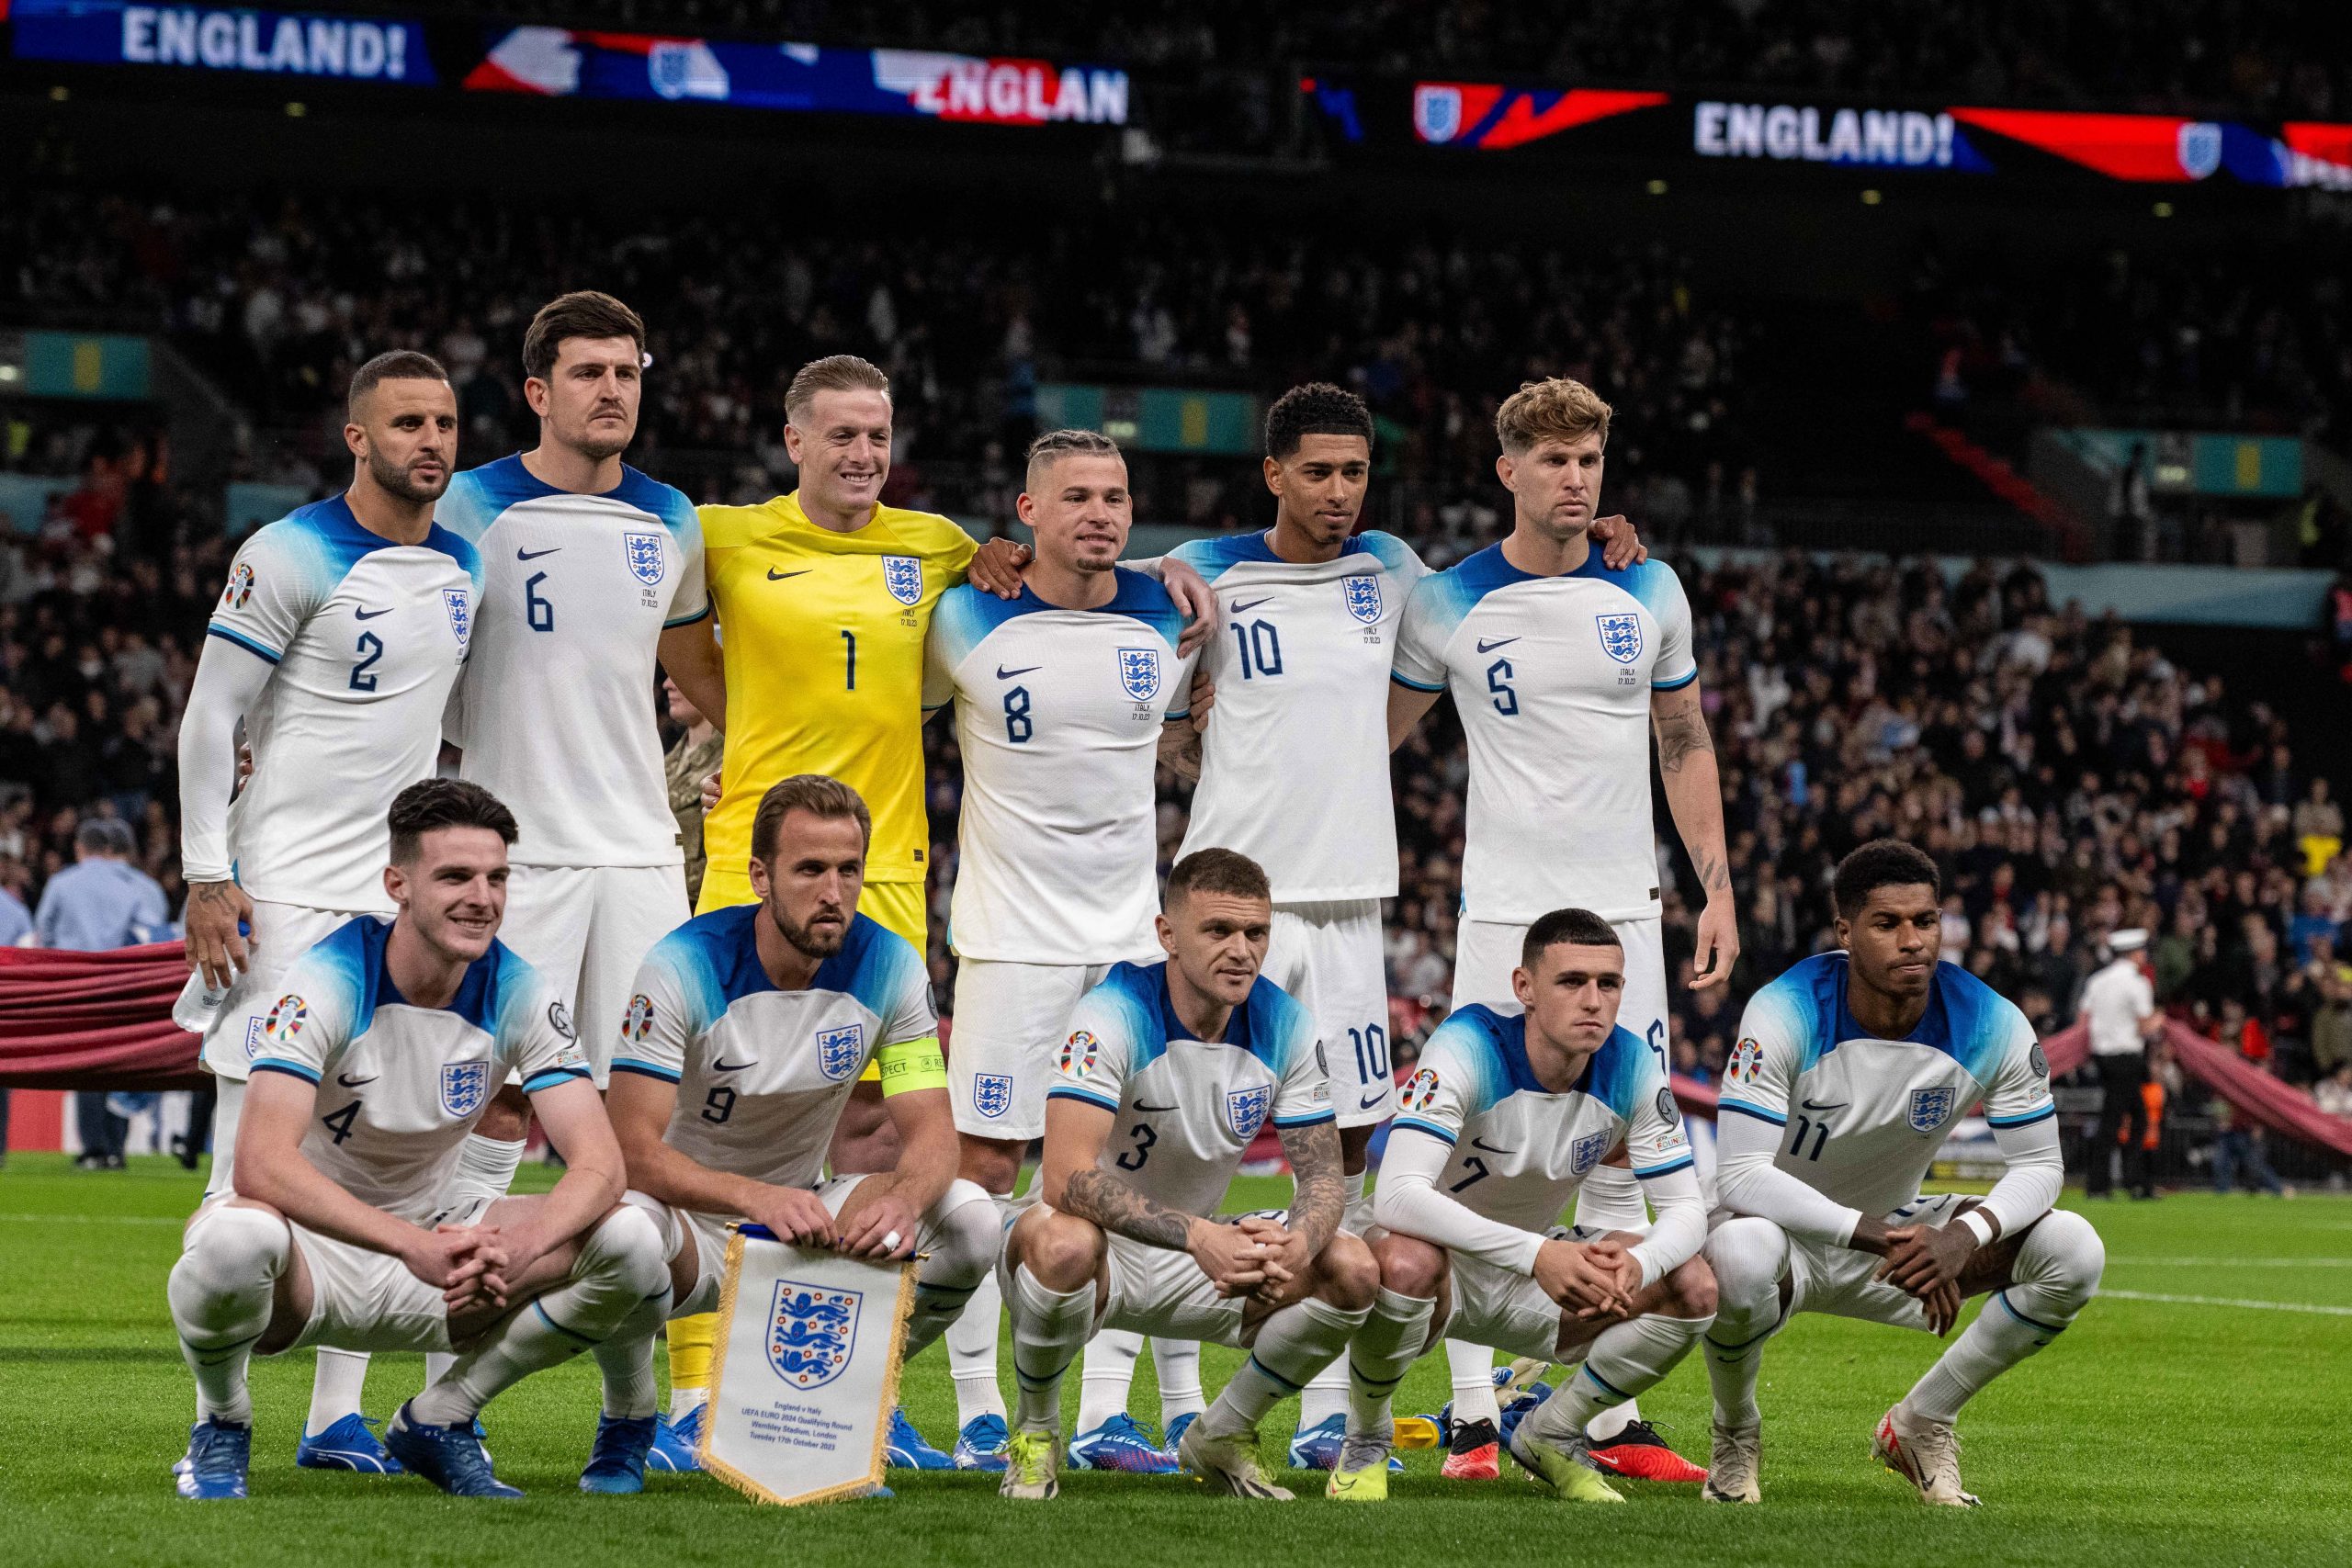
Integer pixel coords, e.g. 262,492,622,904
1269,995,1333,1130
1391,572,1451,692
933,521,980,585
1389,1020,1488,1145
1980,1003,2057,1132
208,525,325,665
1718,987,1801,1130
663,492,711,626
503,969,592,1094
1045,984,1137,1115
878,945,939,1047
247,950,353,1087
1162,642,1202,722
1623,1047,1697,1179
1648,562,1697,692
609,943,697,1084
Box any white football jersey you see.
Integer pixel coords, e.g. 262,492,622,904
1719,953,2055,1220
200,497,481,910
922,570,1195,964
611,906,936,1192
1046,960,1332,1218
1392,1004,1693,1238
436,456,708,868
1393,544,1696,924
1168,529,1428,902
247,916,587,1223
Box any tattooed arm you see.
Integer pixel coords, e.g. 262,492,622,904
1652,679,1741,989
1046,1098,1275,1294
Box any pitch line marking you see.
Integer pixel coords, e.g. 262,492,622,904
2098,1288,2352,1316
0,1212,185,1225
2108,1256,2352,1268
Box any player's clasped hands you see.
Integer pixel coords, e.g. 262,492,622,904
1875,1222,1976,1336
404,1223,510,1315
1534,1235,1639,1320
1188,1213,1279,1299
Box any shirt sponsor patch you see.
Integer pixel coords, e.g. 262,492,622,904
221,563,255,609
1400,1066,1441,1112
622,993,655,1042
1058,1029,1099,1077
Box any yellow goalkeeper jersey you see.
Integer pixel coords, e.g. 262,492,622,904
695,491,977,911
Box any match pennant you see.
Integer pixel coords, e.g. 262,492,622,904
702,1224,917,1505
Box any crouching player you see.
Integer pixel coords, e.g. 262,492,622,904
1339,908,1713,1504
167,781,671,1500
1702,840,2106,1506
588,775,997,1492
998,849,1375,1501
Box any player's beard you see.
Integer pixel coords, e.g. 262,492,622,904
368,446,450,505
767,901,848,961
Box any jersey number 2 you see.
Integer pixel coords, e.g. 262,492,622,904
348,632,383,693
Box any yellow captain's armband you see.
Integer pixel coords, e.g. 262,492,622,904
875,1037,948,1096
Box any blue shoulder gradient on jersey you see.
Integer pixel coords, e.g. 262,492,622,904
615,466,711,626
812,915,931,1043
1166,529,1279,585
1716,958,1831,1128
928,570,1187,708
205,498,377,662
1585,1024,1695,1178
1389,542,1528,692
1252,977,1334,1129
486,944,590,1094
1941,966,2057,1126
608,905,750,1081
1389,1002,1510,1144
1044,960,1163,1113
247,916,374,1084
1568,553,1693,690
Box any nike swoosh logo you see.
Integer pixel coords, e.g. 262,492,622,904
1799,1099,1848,1112
353,607,391,621
516,547,561,561
1358,1090,1388,1111
1476,637,1521,653
996,664,1041,680
1469,1137,1514,1155
711,1057,757,1073
336,1073,378,1088
1230,598,1272,614
1135,1101,1179,1113
767,568,810,580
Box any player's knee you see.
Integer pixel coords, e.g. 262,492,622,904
1022,1211,1104,1291
929,1180,1003,1285
1667,1252,1719,1319
2019,1210,2105,1309
1703,1217,1788,1319
179,1202,289,1290
582,1202,671,1302
1315,1228,1380,1312
1373,1231,1447,1298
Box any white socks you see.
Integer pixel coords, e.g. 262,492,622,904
1008,1263,1096,1435
1295,1168,1372,1431
1532,1314,1713,1441
306,1349,370,1437
169,1204,288,1425
410,1206,667,1427
1201,1295,1368,1440
1446,1337,1502,1427
1346,1286,1435,1438
1153,1338,1204,1427
1702,1215,1791,1429
1900,1211,2104,1426
1078,1330,1142,1433
948,1194,1015,1428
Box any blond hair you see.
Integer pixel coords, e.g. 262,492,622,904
750,774,873,863
1023,427,1122,487
1495,378,1612,457
785,355,890,422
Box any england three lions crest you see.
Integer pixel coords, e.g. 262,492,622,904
441,1061,490,1117
765,1280,859,1390
1226,1085,1272,1141
1568,1130,1611,1177
1595,611,1643,665
882,555,922,605
1342,574,1384,624
624,531,667,586
972,1072,1014,1120
1907,1086,1958,1134
443,588,472,649
1117,647,1161,702
816,1023,865,1082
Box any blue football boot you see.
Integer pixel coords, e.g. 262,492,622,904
295,1412,404,1473
1289,1413,1405,1472
647,1404,703,1472
885,1408,956,1470
952,1413,1011,1472
383,1402,524,1498
580,1414,659,1495
1068,1413,1180,1473
175,1419,250,1501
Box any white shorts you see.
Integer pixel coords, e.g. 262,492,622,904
1443,1224,1619,1359
948,958,1119,1138
1770,1193,1972,1335
185,1193,493,1356
1452,913,1668,1055
199,1077,245,1202
628,1174,997,1318
502,863,690,1086
181,899,381,1082
1081,1206,1294,1347
1264,898,1393,1129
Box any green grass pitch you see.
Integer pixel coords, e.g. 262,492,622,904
3,1155,2346,1567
